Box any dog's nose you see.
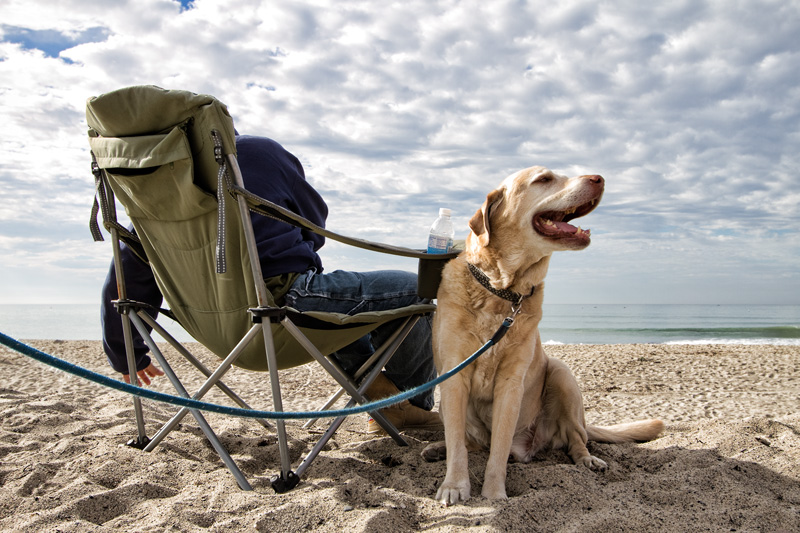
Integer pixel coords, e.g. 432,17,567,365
582,175,603,184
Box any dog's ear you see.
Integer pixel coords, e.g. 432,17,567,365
469,188,504,247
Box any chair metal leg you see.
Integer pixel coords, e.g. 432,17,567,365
121,312,149,448
137,311,273,430
259,321,300,493
128,313,253,490
294,315,429,481
294,410,349,479
302,316,419,429
227,155,299,492
142,324,261,450
109,226,149,448
294,351,408,479
280,318,408,446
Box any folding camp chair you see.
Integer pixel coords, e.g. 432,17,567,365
87,85,456,492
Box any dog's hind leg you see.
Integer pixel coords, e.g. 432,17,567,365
421,440,447,462
543,357,608,470
564,426,608,470
422,438,484,462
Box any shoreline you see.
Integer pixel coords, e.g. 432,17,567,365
1,340,799,531
542,339,800,346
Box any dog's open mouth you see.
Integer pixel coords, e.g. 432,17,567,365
532,196,600,244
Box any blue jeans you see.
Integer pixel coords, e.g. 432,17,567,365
284,269,436,410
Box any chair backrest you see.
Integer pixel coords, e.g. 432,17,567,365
87,86,393,370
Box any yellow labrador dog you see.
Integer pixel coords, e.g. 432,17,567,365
422,167,664,505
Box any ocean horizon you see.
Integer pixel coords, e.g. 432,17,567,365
537,303,800,346
1,303,798,346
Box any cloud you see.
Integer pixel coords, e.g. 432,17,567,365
0,0,798,305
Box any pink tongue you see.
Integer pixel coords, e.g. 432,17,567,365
554,221,577,233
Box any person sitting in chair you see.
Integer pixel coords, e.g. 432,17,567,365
101,134,441,433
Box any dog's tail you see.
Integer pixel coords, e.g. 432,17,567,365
586,419,665,443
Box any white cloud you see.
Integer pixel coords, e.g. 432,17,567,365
0,0,798,305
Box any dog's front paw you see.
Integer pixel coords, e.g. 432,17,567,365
421,441,447,463
579,455,608,471
436,479,471,506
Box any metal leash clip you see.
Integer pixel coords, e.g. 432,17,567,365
508,294,526,322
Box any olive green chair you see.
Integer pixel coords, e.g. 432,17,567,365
87,85,456,492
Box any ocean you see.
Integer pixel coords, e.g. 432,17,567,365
538,304,800,346
1,304,798,346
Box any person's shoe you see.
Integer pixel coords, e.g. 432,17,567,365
364,373,442,434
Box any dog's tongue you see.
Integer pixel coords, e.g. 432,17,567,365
554,221,578,233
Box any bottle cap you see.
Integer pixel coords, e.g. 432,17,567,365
439,208,451,217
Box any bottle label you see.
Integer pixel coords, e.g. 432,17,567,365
427,234,453,254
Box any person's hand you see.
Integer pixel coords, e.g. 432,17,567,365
123,363,165,386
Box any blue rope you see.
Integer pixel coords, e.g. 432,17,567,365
0,322,511,420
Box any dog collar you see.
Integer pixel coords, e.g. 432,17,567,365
467,262,535,307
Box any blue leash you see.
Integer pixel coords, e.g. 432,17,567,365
0,319,513,420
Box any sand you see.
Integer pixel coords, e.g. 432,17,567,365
1,340,798,532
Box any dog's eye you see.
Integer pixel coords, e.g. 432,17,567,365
534,175,553,184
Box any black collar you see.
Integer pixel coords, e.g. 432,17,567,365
467,262,535,306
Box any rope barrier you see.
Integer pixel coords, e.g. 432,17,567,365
0,321,512,420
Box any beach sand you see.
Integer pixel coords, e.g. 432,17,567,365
1,340,798,532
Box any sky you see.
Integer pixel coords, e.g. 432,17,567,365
0,0,798,306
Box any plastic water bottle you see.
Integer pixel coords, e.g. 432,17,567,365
427,208,455,254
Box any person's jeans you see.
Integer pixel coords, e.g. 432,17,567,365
284,269,436,410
